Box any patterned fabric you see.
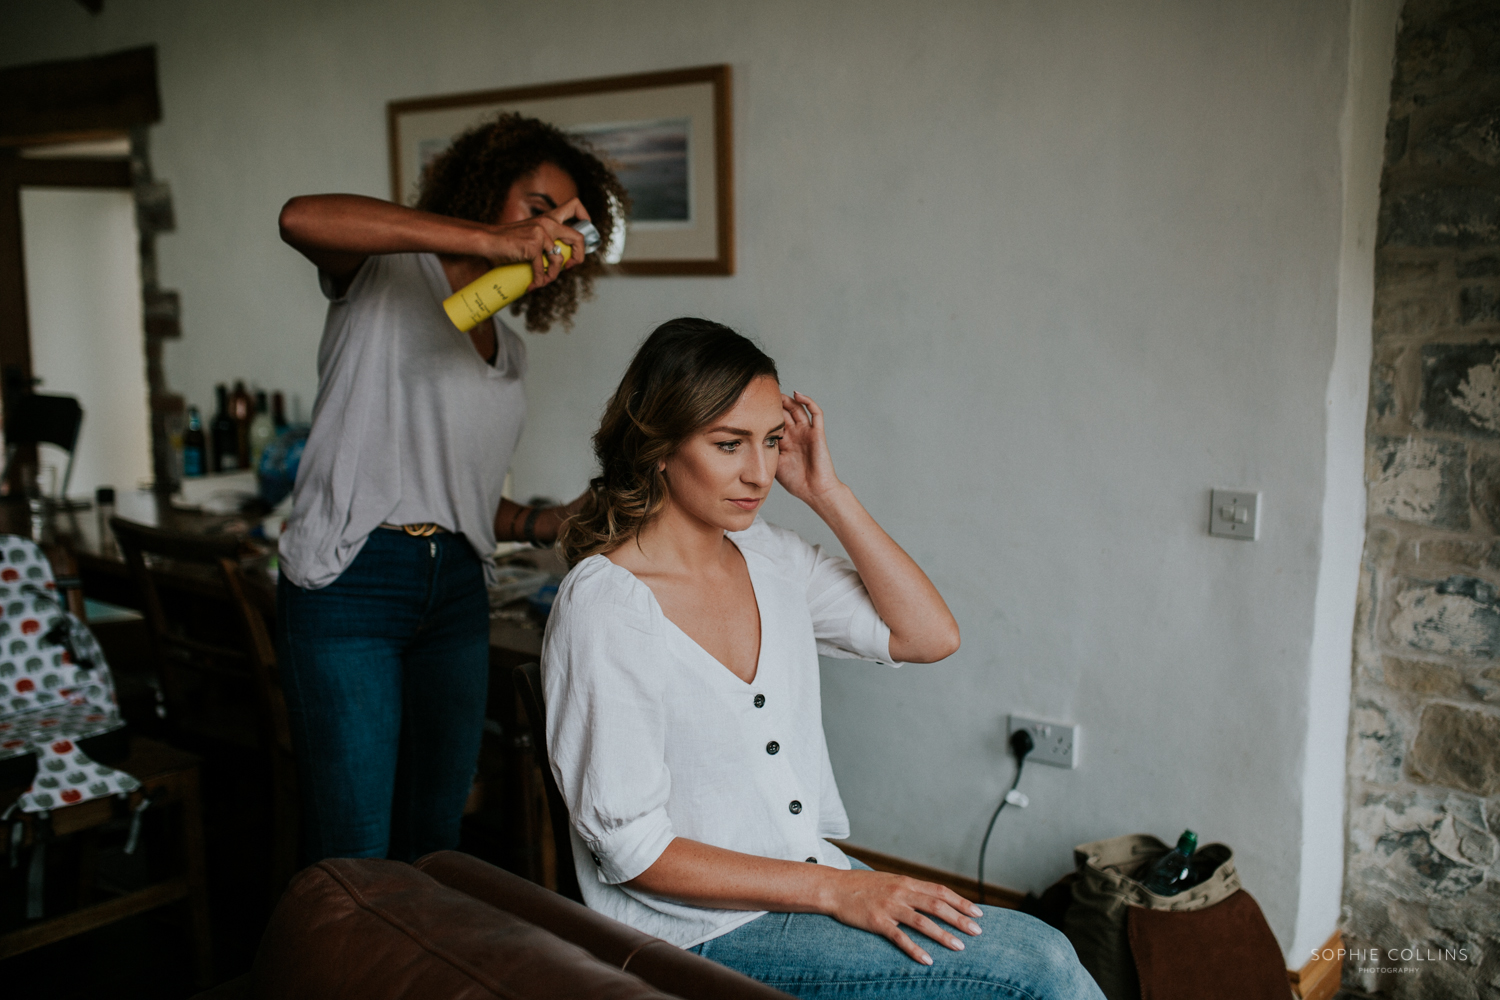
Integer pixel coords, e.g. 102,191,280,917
0,535,133,816
10,737,138,813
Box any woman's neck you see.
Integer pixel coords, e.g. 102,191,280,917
619,501,735,577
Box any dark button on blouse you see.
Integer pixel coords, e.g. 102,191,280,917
805,857,818,863
591,852,601,866
766,740,780,755
789,800,802,814
754,694,765,708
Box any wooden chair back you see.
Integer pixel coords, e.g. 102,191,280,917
109,516,297,899
511,660,582,903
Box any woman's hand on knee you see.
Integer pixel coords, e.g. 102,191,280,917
826,870,985,965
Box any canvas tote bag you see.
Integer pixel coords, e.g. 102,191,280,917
1063,834,1240,1000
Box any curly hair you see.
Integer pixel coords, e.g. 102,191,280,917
415,112,629,333
559,318,779,565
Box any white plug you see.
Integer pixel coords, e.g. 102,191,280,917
1005,789,1029,808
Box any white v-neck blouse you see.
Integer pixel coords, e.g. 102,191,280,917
541,517,898,948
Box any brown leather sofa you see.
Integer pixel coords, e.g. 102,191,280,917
194,851,791,1000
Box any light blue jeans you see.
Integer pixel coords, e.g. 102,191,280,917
690,861,1105,999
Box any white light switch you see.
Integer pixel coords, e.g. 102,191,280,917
1210,489,1259,540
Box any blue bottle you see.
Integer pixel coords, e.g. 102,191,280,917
1141,830,1199,896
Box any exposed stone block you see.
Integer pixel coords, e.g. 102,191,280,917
1412,111,1500,174
1387,114,1410,165
1384,657,1469,697
1348,788,1492,902
1352,697,1408,784
1469,452,1500,530
1411,703,1500,795
1456,255,1500,278
1389,575,1500,657
1460,286,1500,325
1390,25,1474,100
1376,289,1454,341
1368,437,1470,527
1420,342,1500,436
1377,254,1443,288
1372,348,1400,420
1379,187,1500,248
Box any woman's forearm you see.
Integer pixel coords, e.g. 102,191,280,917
626,838,840,913
494,494,584,544
279,194,496,274
806,485,960,663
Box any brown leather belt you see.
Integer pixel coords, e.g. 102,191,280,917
379,523,448,537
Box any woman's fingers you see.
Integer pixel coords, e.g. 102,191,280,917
883,925,932,966
924,898,983,937
903,909,967,952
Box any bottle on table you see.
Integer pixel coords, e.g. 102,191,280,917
230,380,254,469
95,486,117,558
272,391,288,433
183,406,207,478
1141,830,1200,896
249,390,275,472
211,384,239,473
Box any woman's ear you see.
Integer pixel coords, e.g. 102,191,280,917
658,459,667,472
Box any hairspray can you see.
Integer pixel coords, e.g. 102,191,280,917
443,219,601,332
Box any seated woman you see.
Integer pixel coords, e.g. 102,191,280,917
544,318,1103,998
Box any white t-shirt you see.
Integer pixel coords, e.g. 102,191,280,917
278,252,527,589
541,517,899,948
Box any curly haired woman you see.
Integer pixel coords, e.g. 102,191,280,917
275,112,626,863
544,318,1104,998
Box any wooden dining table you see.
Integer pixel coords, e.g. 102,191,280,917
0,489,558,888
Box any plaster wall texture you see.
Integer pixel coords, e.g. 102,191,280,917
1345,0,1500,996
0,0,1389,961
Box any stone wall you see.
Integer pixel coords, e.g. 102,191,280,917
1347,1,1500,997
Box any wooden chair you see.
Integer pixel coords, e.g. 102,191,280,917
510,661,582,903
0,736,214,988
109,517,297,904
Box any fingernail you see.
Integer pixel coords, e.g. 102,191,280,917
920,954,933,965
969,923,982,935
969,906,983,918
952,940,964,951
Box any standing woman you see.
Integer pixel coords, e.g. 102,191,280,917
275,113,626,863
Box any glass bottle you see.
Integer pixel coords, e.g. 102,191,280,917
1141,830,1199,896
272,391,288,433
211,384,239,473
230,380,253,469
183,406,207,478
249,390,275,473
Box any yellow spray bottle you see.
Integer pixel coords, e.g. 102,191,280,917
442,219,602,332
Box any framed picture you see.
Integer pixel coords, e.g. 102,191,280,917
388,64,733,276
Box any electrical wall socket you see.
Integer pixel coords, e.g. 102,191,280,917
1008,716,1078,769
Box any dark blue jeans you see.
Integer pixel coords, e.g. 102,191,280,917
276,529,489,864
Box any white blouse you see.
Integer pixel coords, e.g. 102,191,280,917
541,518,898,948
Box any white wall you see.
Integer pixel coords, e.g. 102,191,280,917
19,187,153,500
0,0,1392,960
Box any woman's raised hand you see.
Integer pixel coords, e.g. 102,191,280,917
485,197,592,290
776,392,844,505
826,869,985,965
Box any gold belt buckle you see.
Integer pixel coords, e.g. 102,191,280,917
402,523,441,537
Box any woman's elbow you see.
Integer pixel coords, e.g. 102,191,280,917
895,621,961,664
278,196,314,245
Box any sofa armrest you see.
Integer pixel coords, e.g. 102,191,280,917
252,859,681,1000
416,851,792,1000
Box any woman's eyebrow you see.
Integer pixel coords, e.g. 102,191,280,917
528,192,558,208
706,422,786,436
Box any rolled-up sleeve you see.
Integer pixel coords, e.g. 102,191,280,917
543,593,677,885
804,541,897,665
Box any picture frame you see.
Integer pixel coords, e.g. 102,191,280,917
388,64,733,276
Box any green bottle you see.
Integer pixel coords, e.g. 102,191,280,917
1141,830,1199,896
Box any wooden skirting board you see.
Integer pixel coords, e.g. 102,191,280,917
1288,930,1344,1000
842,844,1341,998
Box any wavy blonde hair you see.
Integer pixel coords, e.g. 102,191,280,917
559,318,778,565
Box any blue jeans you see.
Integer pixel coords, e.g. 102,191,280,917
276,529,490,864
691,861,1104,999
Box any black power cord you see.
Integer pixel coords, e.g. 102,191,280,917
977,728,1034,905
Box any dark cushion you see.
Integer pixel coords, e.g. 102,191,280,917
251,858,678,1000
1127,889,1290,1000
415,851,792,1000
